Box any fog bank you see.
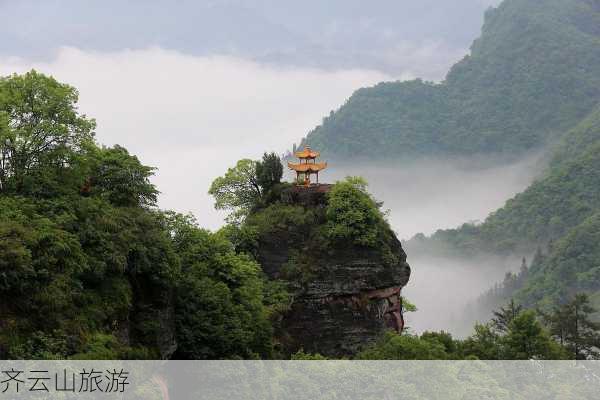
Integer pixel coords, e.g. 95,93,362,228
321,155,546,336
324,154,545,240
401,254,524,336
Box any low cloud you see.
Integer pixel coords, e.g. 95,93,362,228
326,154,545,240
0,47,397,228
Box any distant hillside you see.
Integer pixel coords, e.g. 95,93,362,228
406,105,600,314
298,0,600,160
409,106,600,256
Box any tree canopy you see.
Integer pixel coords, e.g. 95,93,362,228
0,71,278,360
0,70,95,194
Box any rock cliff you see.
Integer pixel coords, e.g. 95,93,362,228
248,184,411,357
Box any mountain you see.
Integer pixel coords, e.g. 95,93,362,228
298,0,600,160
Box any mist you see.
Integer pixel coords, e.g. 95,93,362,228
401,253,524,336
321,154,546,336
324,154,546,240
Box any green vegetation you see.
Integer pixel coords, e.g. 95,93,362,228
169,214,273,359
540,294,600,359
4,0,600,361
0,71,279,359
417,131,600,257
357,298,600,360
226,176,399,285
325,176,392,247
410,106,600,312
291,296,599,360
208,152,284,223
299,0,600,160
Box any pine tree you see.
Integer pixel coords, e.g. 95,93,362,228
492,299,523,333
562,294,600,359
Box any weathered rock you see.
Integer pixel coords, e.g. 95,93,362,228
255,184,411,357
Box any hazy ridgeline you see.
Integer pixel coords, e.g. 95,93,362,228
307,154,548,336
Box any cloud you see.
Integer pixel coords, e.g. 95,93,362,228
0,47,394,229
325,154,544,241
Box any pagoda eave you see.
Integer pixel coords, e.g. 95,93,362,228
287,162,327,173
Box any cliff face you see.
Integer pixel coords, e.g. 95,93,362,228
252,184,410,357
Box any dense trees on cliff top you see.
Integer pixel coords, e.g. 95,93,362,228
299,0,600,160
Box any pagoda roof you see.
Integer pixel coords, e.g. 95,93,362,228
288,161,327,173
294,146,320,159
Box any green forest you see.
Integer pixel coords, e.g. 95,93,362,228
299,0,600,160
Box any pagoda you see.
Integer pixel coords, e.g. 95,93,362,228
288,146,327,186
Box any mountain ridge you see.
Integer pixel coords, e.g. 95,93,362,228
297,0,600,160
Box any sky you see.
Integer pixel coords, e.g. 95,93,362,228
0,0,502,232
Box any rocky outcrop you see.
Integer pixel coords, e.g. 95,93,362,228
255,184,410,357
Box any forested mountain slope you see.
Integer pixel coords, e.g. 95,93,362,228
409,106,600,254
298,0,600,159
407,106,600,312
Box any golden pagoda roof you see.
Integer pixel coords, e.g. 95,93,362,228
288,161,327,173
294,146,320,159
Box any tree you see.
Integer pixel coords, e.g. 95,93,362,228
209,159,261,223
0,70,95,193
461,323,502,360
88,145,158,207
325,177,385,247
256,152,283,193
357,331,449,360
492,299,523,333
502,310,566,360
169,214,273,359
552,294,600,359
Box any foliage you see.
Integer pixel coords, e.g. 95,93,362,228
209,153,285,223
169,215,273,359
411,109,600,313
357,331,449,360
501,310,567,360
514,212,600,309
291,349,329,360
358,304,573,360
460,323,502,360
0,71,280,360
299,0,600,160
401,297,418,313
256,152,283,193
208,159,261,223
325,177,389,247
540,294,600,359
88,145,158,207
0,70,96,194
492,299,523,333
